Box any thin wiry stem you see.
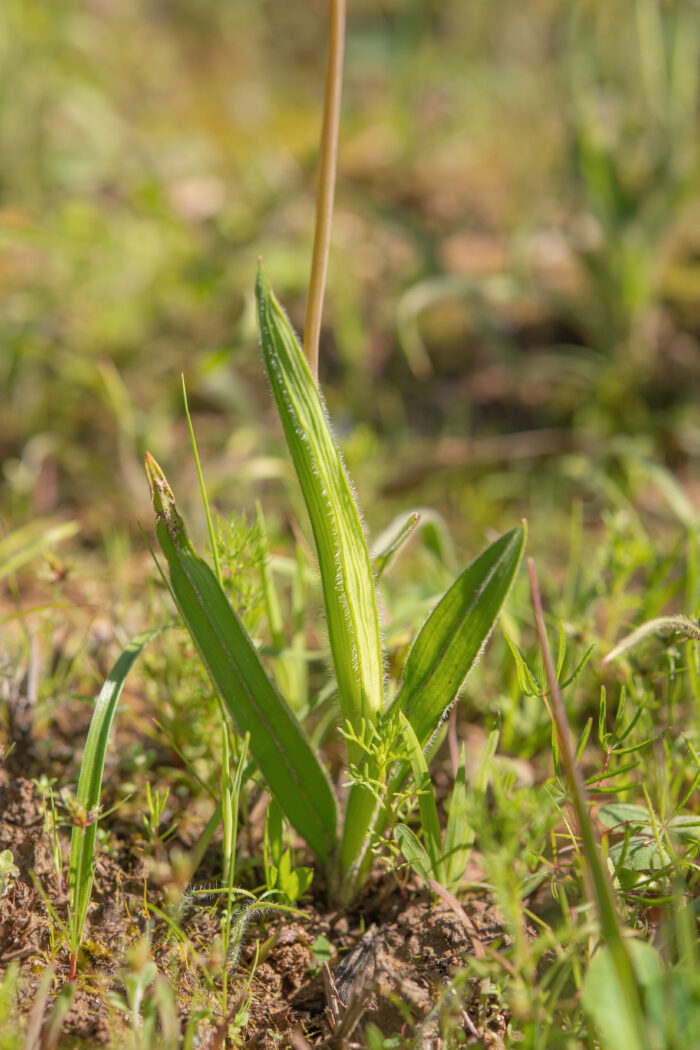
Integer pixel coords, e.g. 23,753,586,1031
303,0,346,382
528,558,647,1046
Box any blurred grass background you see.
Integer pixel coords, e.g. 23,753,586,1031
3,0,700,553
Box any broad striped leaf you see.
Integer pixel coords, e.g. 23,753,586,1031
391,524,526,748
145,454,337,862
256,266,383,751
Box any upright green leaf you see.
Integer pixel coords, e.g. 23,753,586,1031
145,454,337,862
70,627,165,953
373,511,420,578
401,714,444,883
442,745,472,891
256,266,383,750
394,823,433,885
390,524,526,748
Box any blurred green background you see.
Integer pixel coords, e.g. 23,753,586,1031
3,0,700,551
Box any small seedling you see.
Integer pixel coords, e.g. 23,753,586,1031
0,850,18,899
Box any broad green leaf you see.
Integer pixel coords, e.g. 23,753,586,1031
582,940,663,1050
608,837,670,873
394,823,433,884
70,626,165,951
145,454,337,863
599,803,653,830
668,814,700,842
256,266,383,749
390,524,526,748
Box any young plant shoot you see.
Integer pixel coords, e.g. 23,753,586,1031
145,267,525,904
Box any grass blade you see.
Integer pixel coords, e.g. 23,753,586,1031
442,745,472,891
401,714,444,883
69,626,165,972
0,519,79,582
256,265,384,749
256,503,306,711
390,524,526,748
145,453,337,862
395,823,433,884
372,511,420,579
528,558,649,1050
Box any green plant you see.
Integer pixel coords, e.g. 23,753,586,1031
137,0,524,910
564,0,699,374
394,720,498,894
145,284,525,905
67,627,166,979
106,939,180,1050
263,798,314,906
140,784,176,864
0,850,18,899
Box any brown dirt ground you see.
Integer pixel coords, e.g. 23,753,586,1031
0,771,514,1048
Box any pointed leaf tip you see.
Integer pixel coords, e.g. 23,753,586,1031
144,453,177,522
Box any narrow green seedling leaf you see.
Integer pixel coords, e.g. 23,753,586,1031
256,265,384,749
394,823,433,884
528,559,649,1049
257,504,305,710
0,518,79,582
400,714,444,883
373,511,421,578
145,453,337,863
442,745,472,891
69,626,165,971
182,375,223,586
390,524,526,748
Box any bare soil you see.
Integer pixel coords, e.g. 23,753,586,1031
0,770,513,1047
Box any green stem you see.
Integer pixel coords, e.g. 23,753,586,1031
528,559,649,1049
303,0,346,381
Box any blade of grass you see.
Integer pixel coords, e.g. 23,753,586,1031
528,558,650,1050
442,744,472,891
145,453,337,863
0,519,79,582
182,375,222,586
69,625,167,977
400,714,445,883
373,511,420,579
395,823,433,885
256,503,304,710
